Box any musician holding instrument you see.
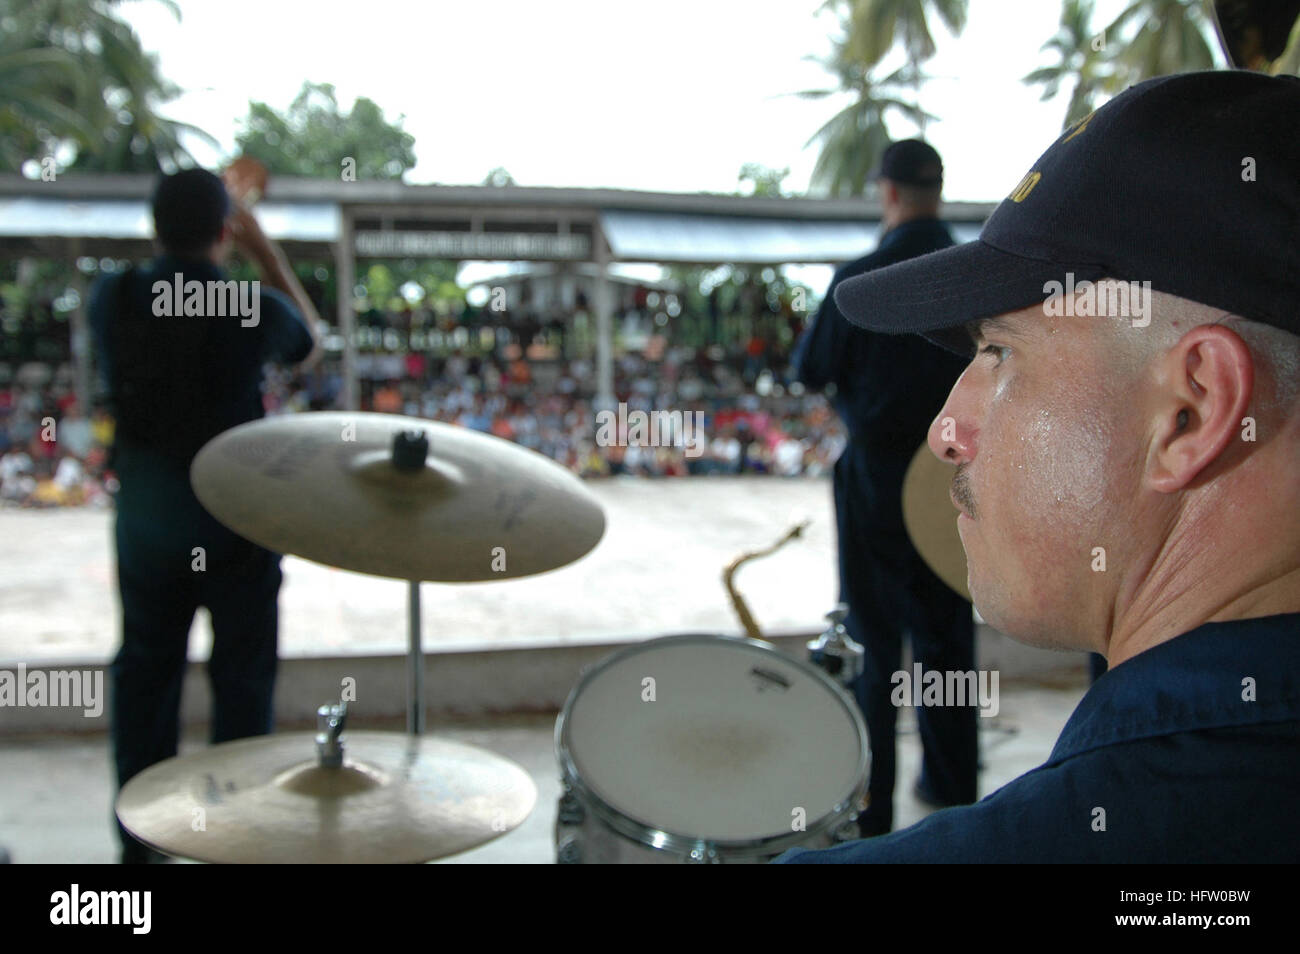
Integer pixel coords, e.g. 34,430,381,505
779,71,1300,863
792,140,979,836
89,166,321,863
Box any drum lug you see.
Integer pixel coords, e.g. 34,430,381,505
557,786,586,825
833,794,870,843
807,604,866,686
831,819,860,843
687,844,722,863
556,836,582,864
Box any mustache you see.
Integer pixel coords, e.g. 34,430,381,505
951,465,977,518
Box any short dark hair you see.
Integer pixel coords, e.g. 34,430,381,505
151,168,229,257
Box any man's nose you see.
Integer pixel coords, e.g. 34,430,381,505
928,382,976,465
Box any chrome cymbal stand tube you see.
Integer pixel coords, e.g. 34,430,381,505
391,429,430,737
408,581,424,735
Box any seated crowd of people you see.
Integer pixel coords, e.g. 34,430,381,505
1,345,845,507
0,377,117,508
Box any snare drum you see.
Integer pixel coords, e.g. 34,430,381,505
555,634,869,863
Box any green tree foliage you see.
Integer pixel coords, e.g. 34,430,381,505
482,166,516,187
1024,0,1119,129
234,82,416,180
738,163,791,197
838,0,967,70
801,61,934,198
1027,0,1223,130
0,0,215,173
665,263,816,354
802,0,965,197
1104,0,1219,81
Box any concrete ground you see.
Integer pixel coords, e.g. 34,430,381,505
2,477,841,662
0,679,1084,864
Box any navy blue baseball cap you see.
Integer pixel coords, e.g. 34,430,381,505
874,139,944,187
834,71,1300,355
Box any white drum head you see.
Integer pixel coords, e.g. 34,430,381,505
560,637,867,844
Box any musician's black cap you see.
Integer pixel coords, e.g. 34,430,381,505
874,138,944,187
835,71,1300,355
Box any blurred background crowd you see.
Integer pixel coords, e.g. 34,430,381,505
0,269,846,508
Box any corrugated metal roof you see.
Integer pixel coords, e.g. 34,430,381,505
601,209,982,264
0,172,998,224
0,192,985,263
0,197,340,242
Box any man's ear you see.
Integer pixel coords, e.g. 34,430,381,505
1146,324,1254,493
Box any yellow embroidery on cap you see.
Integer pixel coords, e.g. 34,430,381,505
1009,171,1042,203
1061,110,1095,143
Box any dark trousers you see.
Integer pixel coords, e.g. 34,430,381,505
110,508,281,861
833,452,978,837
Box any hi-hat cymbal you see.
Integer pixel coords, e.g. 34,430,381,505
190,412,606,581
901,441,970,601
116,732,537,864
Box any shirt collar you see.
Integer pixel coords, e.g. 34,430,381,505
1048,613,1300,764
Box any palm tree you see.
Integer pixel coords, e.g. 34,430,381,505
0,42,92,170
1,0,216,173
802,0,965,197
1024,0,1119,129
801,62,935,197
1103,0,1221,83
835,0,968,71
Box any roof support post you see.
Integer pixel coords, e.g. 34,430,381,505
69,239,91,413
593,225,614,411
336,207,359,411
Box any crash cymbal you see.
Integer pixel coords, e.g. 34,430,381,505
116,731,537,864
190,412,606,581
901,441,970,602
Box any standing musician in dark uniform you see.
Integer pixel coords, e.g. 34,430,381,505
793,140,977,836
90,168,321,862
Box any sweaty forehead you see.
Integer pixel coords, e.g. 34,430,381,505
966,308,1038,345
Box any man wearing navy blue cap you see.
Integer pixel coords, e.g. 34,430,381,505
779,70,1300,862
793,139,978,837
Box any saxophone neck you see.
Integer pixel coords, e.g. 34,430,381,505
723,521,810,642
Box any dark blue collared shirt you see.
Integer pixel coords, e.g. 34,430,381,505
792,218,968,453
89,254,312,454
776,613,1300,862
89,255,312,555
791,219,969,550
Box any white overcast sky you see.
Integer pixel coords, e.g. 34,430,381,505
119,0,1142,203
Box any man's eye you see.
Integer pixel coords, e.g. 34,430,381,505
980,344,1010,367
